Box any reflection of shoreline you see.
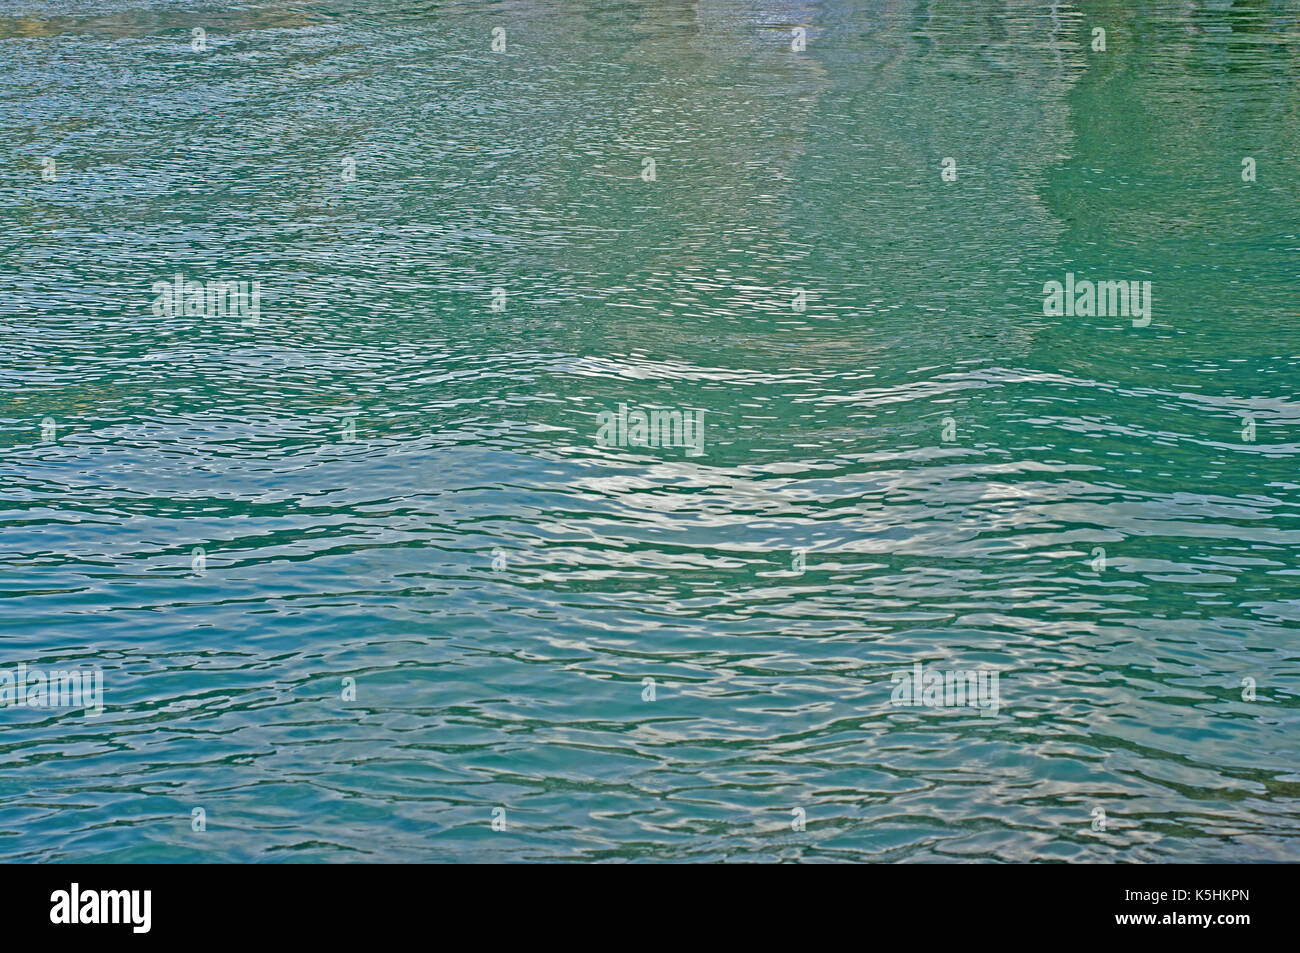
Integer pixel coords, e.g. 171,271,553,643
533,2,836,285
692,0,832,209
914,0,1088,240
0,8,317,41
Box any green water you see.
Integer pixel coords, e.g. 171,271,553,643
1,0,1298,862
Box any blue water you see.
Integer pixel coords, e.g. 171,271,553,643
1,0,1298,861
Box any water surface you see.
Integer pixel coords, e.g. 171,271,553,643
1,0,1299,862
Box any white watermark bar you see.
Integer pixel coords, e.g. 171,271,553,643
595,403,705,455
150,273,261,324
1043,272,1152,326
890,661,1000,717
0,663,103,717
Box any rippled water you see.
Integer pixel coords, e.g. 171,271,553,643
1,0,1299,863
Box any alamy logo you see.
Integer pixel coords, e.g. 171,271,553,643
50,883,151,933
595,403,704,455
151,273,261,323
1043,272,1151,326
890,662,1000,717
0,663,103,717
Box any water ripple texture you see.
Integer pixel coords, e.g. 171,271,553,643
0,0,1298,862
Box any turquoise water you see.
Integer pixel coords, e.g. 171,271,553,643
1,1,1298,862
